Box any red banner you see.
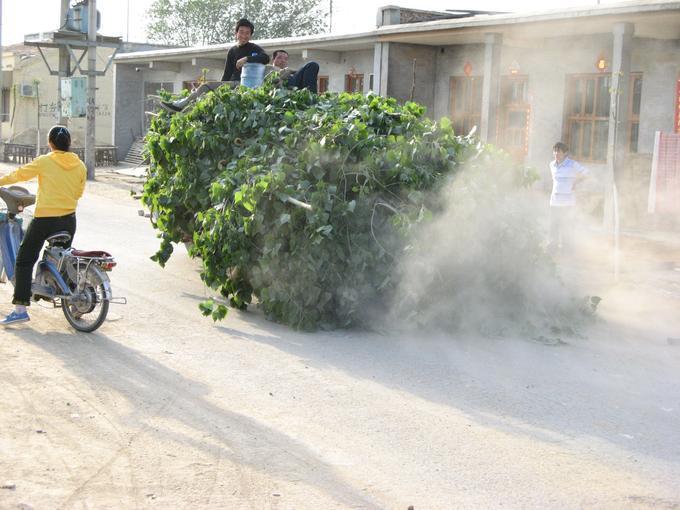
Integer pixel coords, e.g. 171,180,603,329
675,78,680,134
650,132,680,214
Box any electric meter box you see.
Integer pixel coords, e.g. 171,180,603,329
61,77,88,118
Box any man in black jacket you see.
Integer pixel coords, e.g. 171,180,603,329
220,18,269,81
161,18,269,113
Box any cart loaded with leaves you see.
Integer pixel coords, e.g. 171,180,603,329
143,82,561,331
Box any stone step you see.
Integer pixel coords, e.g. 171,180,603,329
123,138,148,165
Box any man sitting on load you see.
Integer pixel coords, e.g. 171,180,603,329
161,18,269,113
268,49,320,93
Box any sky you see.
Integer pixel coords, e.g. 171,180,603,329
1,0,616,46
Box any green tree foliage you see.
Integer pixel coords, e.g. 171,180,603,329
146,0,327,46
143,81,560,331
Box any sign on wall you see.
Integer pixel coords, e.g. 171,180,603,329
60,77,88,118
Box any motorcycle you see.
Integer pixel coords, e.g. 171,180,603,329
0,186,125,332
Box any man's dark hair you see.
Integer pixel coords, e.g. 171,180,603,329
235,18,255,34
553,141,569,153
272,49,289,59
48,125,71,151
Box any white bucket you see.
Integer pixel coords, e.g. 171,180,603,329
240,63,265,88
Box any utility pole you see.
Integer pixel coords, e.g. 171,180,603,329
25,0,119,180
57,0,70,125
329,0,333,32
86,0,97,179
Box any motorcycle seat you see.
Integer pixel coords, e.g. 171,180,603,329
71,250,113,258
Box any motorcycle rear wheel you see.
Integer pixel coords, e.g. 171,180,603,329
62,267,110,333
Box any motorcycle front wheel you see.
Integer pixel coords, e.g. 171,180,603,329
62,266,110,332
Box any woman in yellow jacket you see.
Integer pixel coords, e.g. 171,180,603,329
0,125,86,325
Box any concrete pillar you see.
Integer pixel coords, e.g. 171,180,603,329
603,22,634,228
373,42,390,97
480,32,502,143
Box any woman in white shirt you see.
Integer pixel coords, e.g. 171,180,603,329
548,141,588,253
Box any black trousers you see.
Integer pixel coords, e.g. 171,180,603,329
13,213,76,306
287,62,320,93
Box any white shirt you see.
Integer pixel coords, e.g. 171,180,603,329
550,157,588,207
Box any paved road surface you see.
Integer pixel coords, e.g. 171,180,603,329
1,170,679,509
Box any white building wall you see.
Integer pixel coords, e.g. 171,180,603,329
632,37,679,154
433,33,629,177
8,47,117,147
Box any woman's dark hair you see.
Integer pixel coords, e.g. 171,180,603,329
48,125,71,151
235,18,255,34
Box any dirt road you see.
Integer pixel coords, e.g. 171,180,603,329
1,168,679,509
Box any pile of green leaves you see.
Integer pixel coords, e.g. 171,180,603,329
143,82,535,330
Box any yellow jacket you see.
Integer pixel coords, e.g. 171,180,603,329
0,151,86,217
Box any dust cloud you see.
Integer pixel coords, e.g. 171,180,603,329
384,160,599,337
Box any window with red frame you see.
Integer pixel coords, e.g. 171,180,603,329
564,73,642,161
449,76,482,137
318,75,329,93
345,74,364,93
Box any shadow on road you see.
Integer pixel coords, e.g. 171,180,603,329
13,327,382,509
